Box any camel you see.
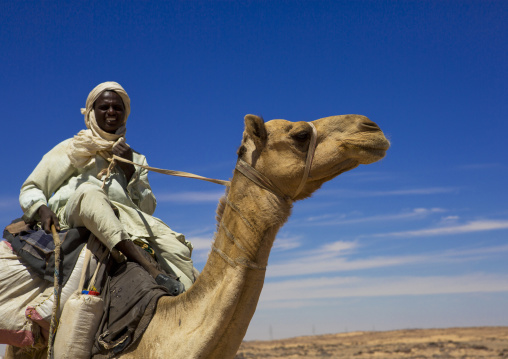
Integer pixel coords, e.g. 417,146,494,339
6,114,389,359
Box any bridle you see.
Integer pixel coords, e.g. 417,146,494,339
235,122,318,200
212,122,318,271
106,121,319,271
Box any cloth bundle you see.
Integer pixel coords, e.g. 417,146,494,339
54,242,107,359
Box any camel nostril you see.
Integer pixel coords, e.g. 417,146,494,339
359,121,380,131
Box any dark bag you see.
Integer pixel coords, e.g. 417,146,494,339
3,219,89,286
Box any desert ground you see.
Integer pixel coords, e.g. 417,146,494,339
235,327,508,359
1,327,507,358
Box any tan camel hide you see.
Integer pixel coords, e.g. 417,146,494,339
6,114,389,359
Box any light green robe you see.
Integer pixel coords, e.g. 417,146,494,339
19,138,189,250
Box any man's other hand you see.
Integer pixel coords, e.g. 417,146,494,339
38,205,60,233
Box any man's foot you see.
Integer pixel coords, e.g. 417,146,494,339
115,240,185,295
155,273,185,296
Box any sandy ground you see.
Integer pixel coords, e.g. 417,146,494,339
1,327,507,358
235,327,508,359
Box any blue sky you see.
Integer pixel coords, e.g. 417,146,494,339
1,0,507,343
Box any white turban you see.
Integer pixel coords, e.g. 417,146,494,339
68,82,131,168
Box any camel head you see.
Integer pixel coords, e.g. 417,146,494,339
237,114,390,200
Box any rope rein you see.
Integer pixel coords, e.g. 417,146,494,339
99,121,317,198
101,155,230,187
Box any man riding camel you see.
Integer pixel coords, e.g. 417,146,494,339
0,81,195,348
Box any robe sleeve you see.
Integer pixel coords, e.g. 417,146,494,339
127,153,157,215
19,140,76,222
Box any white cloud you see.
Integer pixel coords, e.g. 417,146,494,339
186,235,213,251
305,213,344,222
187,235,214,263
340,170,394,182
440,215,460,223
273,236,303,251
318,187,459,198
266,238,508,279
302,208,446,226
156,191,225,203
444,243,508,258
369,188,459,196
320,241,358,253
258,273,508,308
0,197,19,209
267,254,421,278
183,226,216,237
456,163,504,170
373,220,508,238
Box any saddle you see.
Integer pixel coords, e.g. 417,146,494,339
2,218,180,357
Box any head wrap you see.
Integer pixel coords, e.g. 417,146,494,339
68,82,131,168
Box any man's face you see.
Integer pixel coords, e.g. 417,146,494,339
93,91,126,133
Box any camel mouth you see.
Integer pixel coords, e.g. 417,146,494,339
361,148,388,163
308,159,359,183
349,140,390,161
333,158,360,174
364,147,388,158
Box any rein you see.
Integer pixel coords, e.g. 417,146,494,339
100,121,318,200
100,155,230,188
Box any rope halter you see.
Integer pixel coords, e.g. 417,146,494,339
235,122,318,200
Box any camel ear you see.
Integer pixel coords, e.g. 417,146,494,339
244,114,267,146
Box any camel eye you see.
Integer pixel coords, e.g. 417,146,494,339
292,131,310,142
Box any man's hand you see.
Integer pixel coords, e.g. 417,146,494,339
112,141,135,182
38,205,60,233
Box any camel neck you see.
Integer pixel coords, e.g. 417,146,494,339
122,171,293,359
201,168,292,280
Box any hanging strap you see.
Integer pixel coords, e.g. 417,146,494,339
78,236,109,292
77,244,93,291
87,249,109,292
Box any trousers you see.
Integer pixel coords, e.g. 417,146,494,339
61,183,195,289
